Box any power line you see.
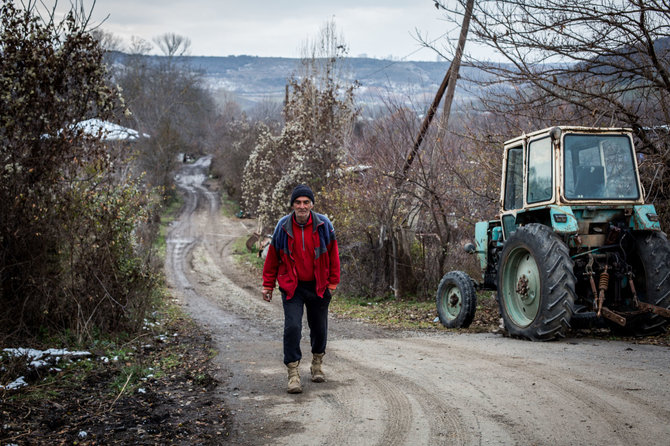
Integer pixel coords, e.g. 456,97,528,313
357,30,451,81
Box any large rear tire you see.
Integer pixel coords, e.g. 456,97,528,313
497,224,576,341
436,271,477,328
616,231,670,335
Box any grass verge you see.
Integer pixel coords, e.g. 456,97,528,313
220,192,240,218
154,196,185,259
231,235,265,271
329,291,501,332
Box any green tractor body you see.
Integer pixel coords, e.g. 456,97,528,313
436,126,670,340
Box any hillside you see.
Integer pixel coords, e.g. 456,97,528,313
109,53,484,113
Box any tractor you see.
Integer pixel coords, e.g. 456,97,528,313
436,126,670,341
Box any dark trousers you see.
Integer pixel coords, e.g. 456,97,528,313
281,281,331,365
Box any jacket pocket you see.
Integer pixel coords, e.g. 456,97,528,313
277,272,295,294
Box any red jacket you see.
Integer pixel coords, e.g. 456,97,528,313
262,211,340,299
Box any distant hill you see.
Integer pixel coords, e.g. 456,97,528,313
108,36,669,115
109,52,484,114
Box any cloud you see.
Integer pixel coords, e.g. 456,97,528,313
33,0,457,61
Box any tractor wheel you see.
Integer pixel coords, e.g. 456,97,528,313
617,231,670,336
436,271,477,328
497,224,576,341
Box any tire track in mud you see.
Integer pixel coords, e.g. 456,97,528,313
165,156,211,291
375,335,670,446
348,361,467,445
309,365,416,446
327,342,478,445
441,336,670,445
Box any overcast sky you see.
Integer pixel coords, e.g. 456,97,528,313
36,0,480,61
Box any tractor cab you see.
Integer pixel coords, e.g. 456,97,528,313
499,127,648,241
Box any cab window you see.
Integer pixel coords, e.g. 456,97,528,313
564,134,639,200
503,146,523,210
527,137,553,204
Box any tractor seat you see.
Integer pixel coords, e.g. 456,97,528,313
574,165,605,198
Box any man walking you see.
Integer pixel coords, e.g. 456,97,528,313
262,184,340,393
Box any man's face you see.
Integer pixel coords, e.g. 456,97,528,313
292,197,313,222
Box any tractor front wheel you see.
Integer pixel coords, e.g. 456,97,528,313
497,224,576,341
436,271,477,328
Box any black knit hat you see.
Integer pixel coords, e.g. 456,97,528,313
290,184,314,206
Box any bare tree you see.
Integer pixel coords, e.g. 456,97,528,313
90,29,123,52
153,32,191,58
129,35,152,55
374,1,475,297
436,0,670,222
114,33,216,194
438,0,474,140
297,19,351,92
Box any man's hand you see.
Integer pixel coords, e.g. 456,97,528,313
262,288,273,302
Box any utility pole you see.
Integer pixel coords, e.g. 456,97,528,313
439,0,474,142
397,66,452,185
398,0,474,185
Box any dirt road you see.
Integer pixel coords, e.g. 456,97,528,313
166,158,670,446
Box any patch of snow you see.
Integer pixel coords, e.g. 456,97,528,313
143,319,158,328
343,164,372,173
3,348,91,363
30,359,49,368
76,118,149,141
2,376,28,390
2,349,93,387
137,388,146,394
78,431,88,439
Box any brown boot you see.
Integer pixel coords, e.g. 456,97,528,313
286,361,302,393
310,353,326,383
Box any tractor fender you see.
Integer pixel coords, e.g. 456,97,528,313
549,205,579,234
474,221,490,273
630,204,661,231
474,220,502,279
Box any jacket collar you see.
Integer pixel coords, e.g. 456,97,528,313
282,211,323,238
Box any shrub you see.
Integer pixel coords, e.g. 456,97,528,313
0,1,157,341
